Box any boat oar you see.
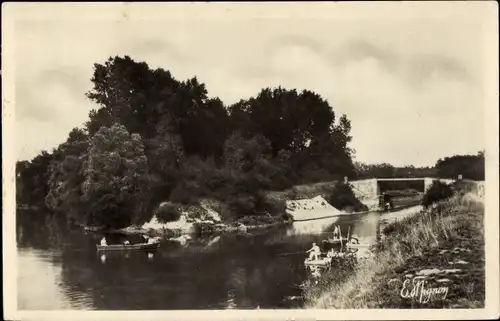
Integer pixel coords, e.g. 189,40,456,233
339,225,343,251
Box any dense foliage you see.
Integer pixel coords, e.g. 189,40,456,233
435,152,485,180
354,162,437,179
154,202,182,223
327,182,368,213
421,180,454,208
354,151,485,182
15,56,485,228
15,56,358,228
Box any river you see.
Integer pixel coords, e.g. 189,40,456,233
16,206,421,310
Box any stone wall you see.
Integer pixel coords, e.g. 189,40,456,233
350,177,458,210
349,179,380,210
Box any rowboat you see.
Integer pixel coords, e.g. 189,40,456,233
321,237,349,245
346,243,372,248
80,224,105,232
304,258,332,267
96,242,160,252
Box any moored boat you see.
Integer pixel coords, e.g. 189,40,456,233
346,243,371,248
321,237,349,245
304,258,332,267
96,242,160,252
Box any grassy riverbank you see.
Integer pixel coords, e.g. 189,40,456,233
304,191,485,308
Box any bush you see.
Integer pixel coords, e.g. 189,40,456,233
226,194,256,218
169,180,200,204
281,212,294,223
327,182,368,212
155,202,182,223
254,192,287,216
235,213,288,226
421,180,454,208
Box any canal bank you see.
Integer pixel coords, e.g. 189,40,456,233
304,192,485,309
17,198,423,310
107,195,341,239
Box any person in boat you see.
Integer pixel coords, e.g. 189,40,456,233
348,234,360,244
306,242,321,261
100,237,108,246
382,193,393,210
332,225,340,240
147,236,160,244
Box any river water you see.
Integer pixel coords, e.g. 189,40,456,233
16,206,421,310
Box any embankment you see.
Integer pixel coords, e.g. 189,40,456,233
304,191,485,308
122,182,345,237
117,179,396,237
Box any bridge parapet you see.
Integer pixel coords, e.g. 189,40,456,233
349,177,459,209
349,179,380,210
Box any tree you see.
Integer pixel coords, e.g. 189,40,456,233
45,128,89,224
146,113,185,204
227,87,356,184
422,180,454,208
81,123,151,228
16,160,30,205
86,56,230,158
228,87,335,156
435,153,485,180
17,151,54,209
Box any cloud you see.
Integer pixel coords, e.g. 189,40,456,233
11,13,486,166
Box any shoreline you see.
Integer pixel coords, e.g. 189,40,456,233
292,203,421,222
101,217,293,239
303,192,485,308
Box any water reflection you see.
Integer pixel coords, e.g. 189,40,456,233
17,206,421,310
18,249,93,310
288,216,340,235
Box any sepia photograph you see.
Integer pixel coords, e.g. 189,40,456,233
2,2,499,320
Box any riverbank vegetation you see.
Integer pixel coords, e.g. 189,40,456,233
15,56,359,229
304,181,485,308
15,55,485,231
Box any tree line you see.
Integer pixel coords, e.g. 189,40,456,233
16,56,356,228
15,56,485,229
354,151,484,181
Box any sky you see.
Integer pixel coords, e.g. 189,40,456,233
8,2,494,167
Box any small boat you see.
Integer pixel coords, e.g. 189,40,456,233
96,242,160,252
346,243,372,248
304,258,332,267
321,237,349,245
81,225,105,233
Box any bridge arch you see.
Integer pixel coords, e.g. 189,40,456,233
348,177,457,210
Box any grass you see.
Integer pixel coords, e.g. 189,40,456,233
303,192,484,309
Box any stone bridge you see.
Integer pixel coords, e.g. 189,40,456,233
349,177,456,210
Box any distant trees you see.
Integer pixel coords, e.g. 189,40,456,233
435,152,485,180
354,162,437,179
16,151,54,209
354,151,485,181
